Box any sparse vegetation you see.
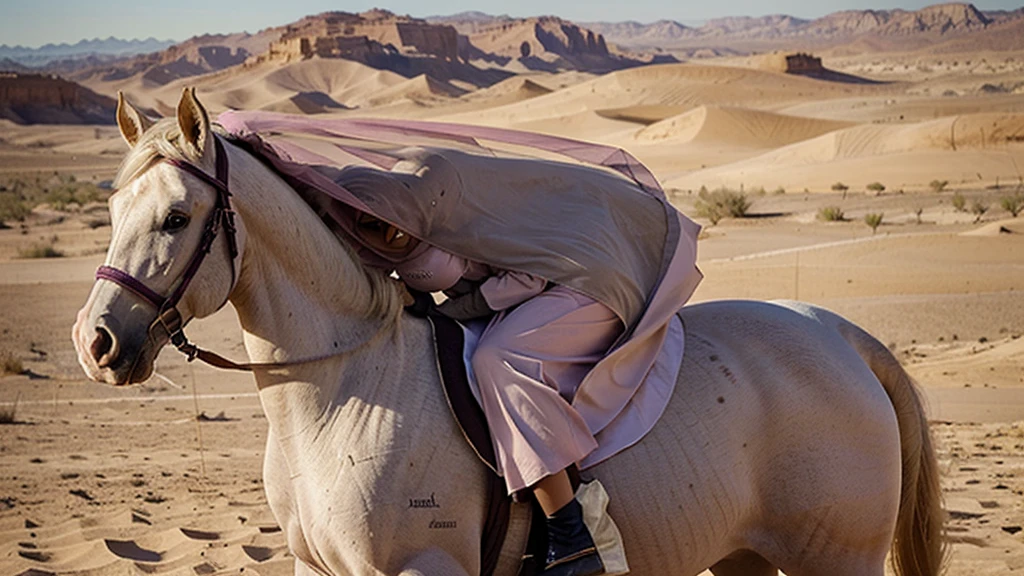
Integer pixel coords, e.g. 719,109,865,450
929,179,949,193
864,213,884,234
773,186,786,195
1001,193,1024,217
0,173,108,225
1,351,23,376
18,243,64,259
971,200,989,223
913,205,924,224
0,396,18,425
831,182,849,199
866,182,886,195
818,206,846,222
694,187,752,226
952,192,967,212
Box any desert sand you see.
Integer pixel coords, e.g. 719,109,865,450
2,30,1024,576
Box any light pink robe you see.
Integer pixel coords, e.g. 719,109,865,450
396,246,622,493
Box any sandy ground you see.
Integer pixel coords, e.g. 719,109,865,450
2,46,1024,575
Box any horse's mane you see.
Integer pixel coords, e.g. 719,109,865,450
115,118,407,326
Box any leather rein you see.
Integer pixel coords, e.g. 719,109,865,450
95,136,343,373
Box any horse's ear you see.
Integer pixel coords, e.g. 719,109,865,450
176,87,211,157
116,92,153,148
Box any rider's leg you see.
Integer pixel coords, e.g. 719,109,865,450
534,469,575,514
470,286,621,576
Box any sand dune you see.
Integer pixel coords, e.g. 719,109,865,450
357,73,468,108
439,63,892,134
109,58,409,116
961,218,1024,236
666,112,1024,191
634,105,853,147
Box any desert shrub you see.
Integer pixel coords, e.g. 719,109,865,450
952,192,967,212
86,217,110,229
864,213,884,234
773,186,786,195
696,202,725,225
0,402,17,424
866,182,886,194
1,351,23,375
929,179,949,192
695,187,751,225
913,206,924,224
0,192,31,223
831,182,849,199
18,243,64,259
818,206,845,222
1001,193,1024,217
971,200,989,223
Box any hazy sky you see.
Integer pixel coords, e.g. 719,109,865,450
2,0,1022,47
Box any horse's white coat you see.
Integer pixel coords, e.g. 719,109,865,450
73,91,944,576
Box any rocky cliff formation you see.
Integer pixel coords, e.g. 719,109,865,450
261,11,459,63
433,14,641,72
0,73,115,124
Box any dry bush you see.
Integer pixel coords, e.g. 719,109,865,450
866,182,886,194
18,243,64,259
1001,193,1024,217
864,213,884,234
831,182,849,199
929,179,949,193
0,395,20,425
952,192,967,212
971,200,989,223
1,351,23,375
818,206,846,222
695,187,752,226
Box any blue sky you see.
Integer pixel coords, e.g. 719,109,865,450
2,0,1022,47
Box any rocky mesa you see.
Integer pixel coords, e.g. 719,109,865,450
0,72,115,124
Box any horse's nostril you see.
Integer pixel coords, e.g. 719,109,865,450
92,326,116,367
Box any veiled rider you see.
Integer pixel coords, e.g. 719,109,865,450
312,147,704,576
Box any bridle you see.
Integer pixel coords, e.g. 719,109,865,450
95,136,249,370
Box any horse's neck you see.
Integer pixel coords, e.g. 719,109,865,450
222,142,408,434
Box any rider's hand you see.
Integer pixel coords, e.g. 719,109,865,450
436,289,493,321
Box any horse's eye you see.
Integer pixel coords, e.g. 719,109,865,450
163,212,190,232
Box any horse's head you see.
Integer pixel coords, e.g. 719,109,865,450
72,88,246,385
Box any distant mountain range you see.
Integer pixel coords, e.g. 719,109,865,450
582,3,1024,50
0,37,176,67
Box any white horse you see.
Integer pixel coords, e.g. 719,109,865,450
73,89,945,576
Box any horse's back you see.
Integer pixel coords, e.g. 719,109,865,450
591,300,903,575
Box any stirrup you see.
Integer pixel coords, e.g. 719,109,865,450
542,547,605,576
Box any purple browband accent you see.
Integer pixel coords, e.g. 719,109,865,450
165,158,230,196
95,265,166,308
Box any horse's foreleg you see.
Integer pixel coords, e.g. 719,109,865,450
399,547,472,576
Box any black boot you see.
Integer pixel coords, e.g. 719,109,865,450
542,498,605,576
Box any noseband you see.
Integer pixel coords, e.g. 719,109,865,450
95,136,241,367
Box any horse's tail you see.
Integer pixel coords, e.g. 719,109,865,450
838,322,947,576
